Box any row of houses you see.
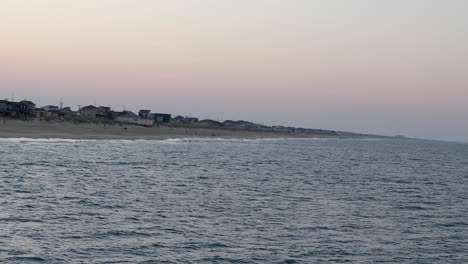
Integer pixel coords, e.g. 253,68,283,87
1,99,339,135
0,99,172,126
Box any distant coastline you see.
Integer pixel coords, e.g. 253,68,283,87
0,99,391,140
0,119,386,140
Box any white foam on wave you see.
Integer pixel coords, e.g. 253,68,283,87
162,138,185,143
103,139,138,144
0,138,85,144
0,137,186,144
0,138,167,144
0,136,329,145
166,137,290,143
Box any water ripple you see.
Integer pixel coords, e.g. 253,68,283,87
0,139,467,263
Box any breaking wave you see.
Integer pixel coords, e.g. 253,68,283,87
0,138,85,144
0,137,332,145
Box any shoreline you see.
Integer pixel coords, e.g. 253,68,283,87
0,119,379,140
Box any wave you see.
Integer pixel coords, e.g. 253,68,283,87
161,138,187,143
0,138,85,144
0,137,194,144
0,137,332,144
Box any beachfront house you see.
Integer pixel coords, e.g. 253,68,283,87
0,100,36,117
150,113,171,124
0,100,8,112
0,100,12,116
172,116,198,124
14,100,36,117
35,108,46,117
110,110,123,119
114,111,139,124
138,110,151,119
37,105,77,118
41,105,61,118
43,105,59,111
0,100,20,117
137,118,154,127
79,105,98,118
96,106,111,118
18,101,35,110
59,107,77,118
46,110,65,118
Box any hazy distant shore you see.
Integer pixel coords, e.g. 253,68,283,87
0,119,377,140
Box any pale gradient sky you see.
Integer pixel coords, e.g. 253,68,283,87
1,0,467,141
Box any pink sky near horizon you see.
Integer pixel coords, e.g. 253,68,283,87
1,0,467,141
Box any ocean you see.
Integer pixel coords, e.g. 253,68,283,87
0,138,467,263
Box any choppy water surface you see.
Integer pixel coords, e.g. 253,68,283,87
0,138,467,263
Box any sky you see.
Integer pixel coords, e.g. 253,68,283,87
1,0,467,142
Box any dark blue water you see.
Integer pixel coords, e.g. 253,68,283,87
0,138,467,263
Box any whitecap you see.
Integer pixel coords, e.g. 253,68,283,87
0,138,83,144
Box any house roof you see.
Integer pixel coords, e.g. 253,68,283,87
116,111,139,118
139,109,151,113
20,100,35,105
61,108,76,114
80,105,97,110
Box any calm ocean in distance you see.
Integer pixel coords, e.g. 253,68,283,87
0,138,467,263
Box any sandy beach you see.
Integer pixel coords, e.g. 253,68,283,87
0,119,351,140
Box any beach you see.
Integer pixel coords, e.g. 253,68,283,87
0,119,350,140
